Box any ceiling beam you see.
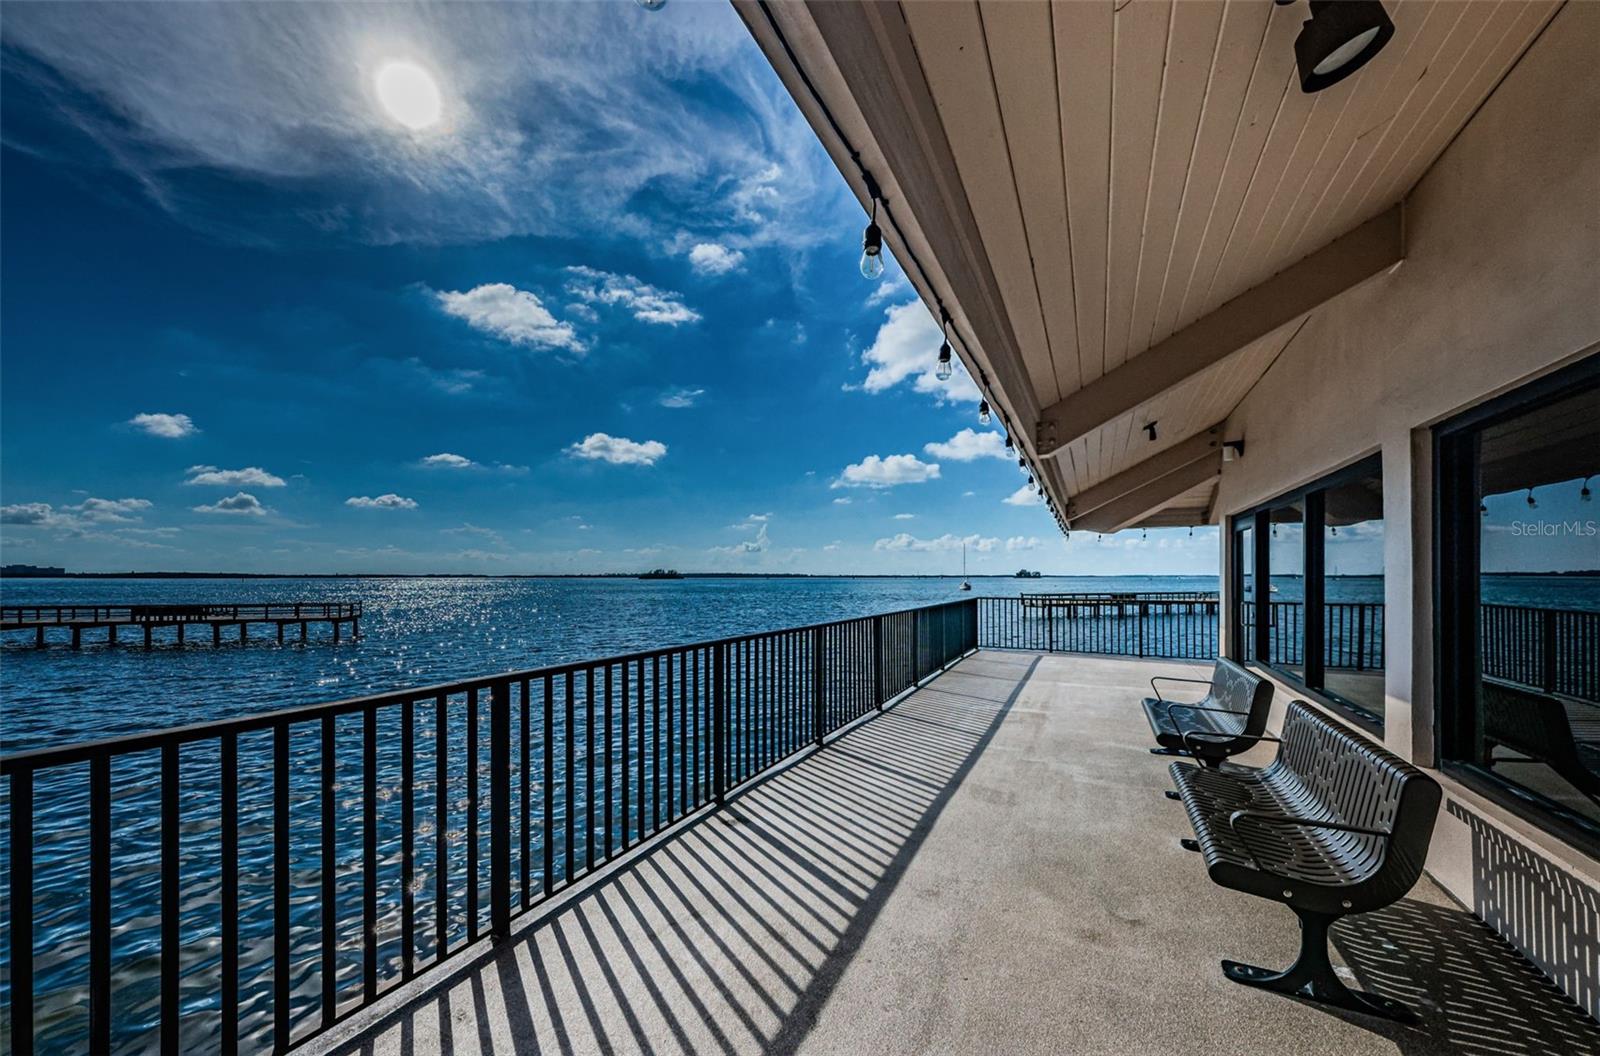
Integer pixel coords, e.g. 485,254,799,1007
1069,453,1222,534
1037,206,1404,457
1067,423,1223,520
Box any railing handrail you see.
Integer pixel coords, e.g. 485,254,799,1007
0,601,362,620
0,598,969,774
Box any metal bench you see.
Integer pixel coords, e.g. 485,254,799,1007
1141,658,1273,767
1169,700,1441,1022
1481,677,1600,803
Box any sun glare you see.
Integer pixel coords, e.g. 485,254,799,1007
374,60,442,130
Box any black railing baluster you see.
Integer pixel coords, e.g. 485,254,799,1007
273,723,290,1052
679,650,689,813
402,701,415,980
520,678,531,910
564,671,575,885
161,742,180,1054
542,674,554,899
585,669,595,873
490,680,511,940
9,768,33,1056
320,716,336,1029
467,687,479,940
363,706,378,1001
221,733,239,1055
667,651,676,819
435,694,449,960
621,660,631,851
90,750,112,1052
636,658,646,833
652,653,662,831
604,664,614,860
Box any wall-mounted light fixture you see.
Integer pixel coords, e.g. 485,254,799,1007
1222,440,1246,462
1143,421,1159,442
1277,0,1395,93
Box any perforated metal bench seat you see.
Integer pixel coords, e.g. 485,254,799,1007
1168,700,1442,1022
1141,658,1272,766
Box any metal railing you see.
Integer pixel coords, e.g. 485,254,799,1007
1480,603,1600,703
1238,601,1386,671
979,595,1220,658
0,599,975,1054
0,602,361,625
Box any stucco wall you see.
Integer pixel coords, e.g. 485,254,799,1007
1212,1,1600,1016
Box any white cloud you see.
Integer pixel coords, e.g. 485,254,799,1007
866,273,911,307
435,283,583,353
420,452,476,469
566,432,667,466
858,301,981,404
893,513,915,520
194,491,267,515
657,387,705,409
128,412,197,438
1,502,66,526
924,428,1008,462
185,465,286,488
874,533,998,553
833,454,940,489
1003,485,1043,507
565,266,699,326
346,493,418,510
1006,536,1043,552
688,242,745,276
73,497,153,523
832,497,852,505
823,541,842,552
712,522,770,555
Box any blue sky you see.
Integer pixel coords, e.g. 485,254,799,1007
0,1,1221,576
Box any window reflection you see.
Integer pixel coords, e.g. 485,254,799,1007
1471,383,1600,826
1268,503,1305,677
1324,473,1385,717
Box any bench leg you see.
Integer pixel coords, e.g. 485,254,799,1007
1179,838,1200,853
1222,908,1419,1024
1164,790,1181,801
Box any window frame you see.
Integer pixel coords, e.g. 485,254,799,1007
1228,454,1386,731
1433,352,1600,854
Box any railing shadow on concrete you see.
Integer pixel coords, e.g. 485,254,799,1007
311,652,1041,1056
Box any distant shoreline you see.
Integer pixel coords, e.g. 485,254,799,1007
1,570,1594,581
0,571,1223,581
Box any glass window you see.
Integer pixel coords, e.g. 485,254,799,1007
1235,523,1256,663
1268,503,1306,677
1440,371,1600,839
1229,455,1385,728
1323,472,1386,718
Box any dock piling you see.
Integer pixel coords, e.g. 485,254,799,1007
4,601,361,651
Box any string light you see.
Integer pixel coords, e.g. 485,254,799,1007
935,311,953,381
978,400,991,426
1004,433,1014,451
1526,488,1537,510
859,196,885,280
1583,477,1592,503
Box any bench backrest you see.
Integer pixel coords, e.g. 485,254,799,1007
1274,701,1441,905
1209,657,1274,736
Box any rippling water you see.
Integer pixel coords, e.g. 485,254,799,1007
0,574,1214,1053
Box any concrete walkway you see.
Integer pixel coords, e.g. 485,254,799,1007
309,651,1600,1056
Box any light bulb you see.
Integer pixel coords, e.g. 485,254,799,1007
636,0,666,9
1527,488,1537,509
860,222,884,279
1027,476,1035,492
978,400,991,425
1004,433,1014,451
935,341,953,381
1583,478,1593,503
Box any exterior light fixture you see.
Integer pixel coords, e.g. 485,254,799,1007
1017,457,1026,468
978,400,991,425
1280,0,1395,93
1027,475,1035,492
1583,477,1593,503
860,201,884,280
1143,421,1159,442
1526,488,1537,509
1222,440,1246,462
935,311,954,381
1004,433,1014,451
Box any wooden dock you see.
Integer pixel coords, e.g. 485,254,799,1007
0,602,361,649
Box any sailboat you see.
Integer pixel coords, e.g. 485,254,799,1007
959,542,972,591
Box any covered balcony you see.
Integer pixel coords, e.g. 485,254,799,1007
300,648,1600,1056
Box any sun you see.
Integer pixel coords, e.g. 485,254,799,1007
374,60,442,130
